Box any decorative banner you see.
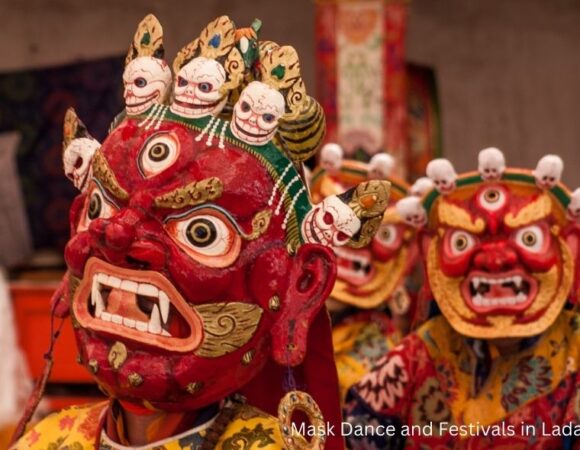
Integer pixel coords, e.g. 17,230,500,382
316,0,408,176
406,63,442,181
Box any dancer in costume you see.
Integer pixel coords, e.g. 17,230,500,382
12,15,391,450
344,147,580,449
309,144,428,401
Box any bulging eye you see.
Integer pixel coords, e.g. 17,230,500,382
139,133,179,178
514,225,544,253
478,187,506,211
134,77,147,88
241,101,251,112
198,82,213,93
166,211,241,268
177,76,188,87
449,230,477,256
375,224,397,246
77,186,117,232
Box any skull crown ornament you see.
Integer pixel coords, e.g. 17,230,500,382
12,14,390,450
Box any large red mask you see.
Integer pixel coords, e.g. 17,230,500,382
53,15,391,418
400,148,580,339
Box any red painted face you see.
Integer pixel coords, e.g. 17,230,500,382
65,118,335,411
426,183,573,338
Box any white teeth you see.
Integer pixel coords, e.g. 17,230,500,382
148,304,162,334
137,283,158,297
136,321,148,332
161,329,171,337
473,294,483,306
111,314,123,325
159,291,170,324
107,275,122,288
123,318,136,328
101,312,112,322
513,276,522,288
97,273,108,284
91,280,99,306
120,280,138,293
472,278,481,290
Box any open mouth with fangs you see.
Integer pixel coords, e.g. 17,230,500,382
73,257,203,352
461,270,539,314
126,92,158,108
335,247,375,286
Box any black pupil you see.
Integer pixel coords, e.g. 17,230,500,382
135,77,147,88
456,237,466,249
88,194,102,220
149,143,170,162
524,233,536,245
186,219,217,247
382,230,391,240
485,190,499,202
241,101,251,112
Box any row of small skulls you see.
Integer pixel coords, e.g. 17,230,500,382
396,148,580,228
123,16,286,146
319,142,397,180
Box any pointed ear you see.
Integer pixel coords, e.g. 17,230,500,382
270,243,336,366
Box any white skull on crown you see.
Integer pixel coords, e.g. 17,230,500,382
170,57,227,118
302,196,361,247
62,137,100,192
230,81,286,146
123,56,172,115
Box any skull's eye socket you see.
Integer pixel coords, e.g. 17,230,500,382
241,101,251,112
447,230,476,256
134,77,147,88
198,82,213,93
336,231,349,242
88,193,102,220
165,210,242,268
262,113,276,123
139,133,180,178
323,212,334,225
177,76,188,87
186,218,216,247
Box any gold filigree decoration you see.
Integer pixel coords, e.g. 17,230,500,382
278,391,325,450
437,201,485,233
504,194,552,228
92,150,129,200
108,342,128,370
172,16,244,93
258,43,306,120
348,180,391,219
241,210,272,240
195,303,263,358
154,177,223,209
125,14,165,65
128,372,143,387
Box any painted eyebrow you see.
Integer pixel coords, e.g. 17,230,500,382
92,149,129,200
153,177,224,209
437,201,485,233
504,194,552,228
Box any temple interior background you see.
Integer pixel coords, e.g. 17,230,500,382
2,0,580,179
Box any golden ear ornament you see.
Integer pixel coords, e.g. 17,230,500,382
278,391,326,450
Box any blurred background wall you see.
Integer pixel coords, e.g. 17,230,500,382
1,0,579,181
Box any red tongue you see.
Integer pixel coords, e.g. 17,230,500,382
488,283,513,297
106,288,149,322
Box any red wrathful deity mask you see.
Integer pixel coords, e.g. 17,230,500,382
54,15,391,419
398,147,580,339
